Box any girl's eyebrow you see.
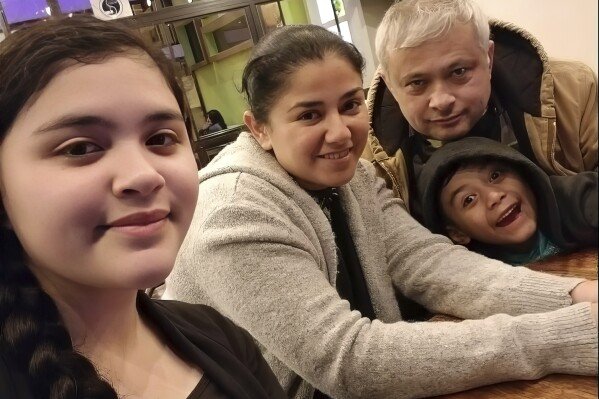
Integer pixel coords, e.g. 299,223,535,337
144,110,185,123
35,115,114,134
34,110,184,134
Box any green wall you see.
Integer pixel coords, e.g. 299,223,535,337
194,49,251,126
280,0,309,25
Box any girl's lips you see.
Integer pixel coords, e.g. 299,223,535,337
108,209,169,227
110,217,168,237
103,210,170,238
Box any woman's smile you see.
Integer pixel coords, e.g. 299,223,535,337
318,148,352,160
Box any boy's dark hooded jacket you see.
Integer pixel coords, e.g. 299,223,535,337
418,137,597,254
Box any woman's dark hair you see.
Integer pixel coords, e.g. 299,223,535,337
241,24,365,123
207,109,227,129
0,14,186,398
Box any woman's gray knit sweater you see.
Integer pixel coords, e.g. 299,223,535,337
166,132,597,399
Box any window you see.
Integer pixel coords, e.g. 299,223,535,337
198,9,253,62
257,2,284,35
315,0,352,43
57,0,93,13
0,0,50,25
182,20,206,65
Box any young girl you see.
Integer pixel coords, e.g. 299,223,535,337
202,110,227,134
165,25,598,398
0,16,284,399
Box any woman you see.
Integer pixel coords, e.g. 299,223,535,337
202,110,227,134
165,25,597,398
0,15,285,399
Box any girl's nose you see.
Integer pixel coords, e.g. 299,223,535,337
112,150,165,198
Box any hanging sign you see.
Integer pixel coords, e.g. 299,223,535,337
90,0,133,20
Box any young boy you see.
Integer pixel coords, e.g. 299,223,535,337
418,137,598,265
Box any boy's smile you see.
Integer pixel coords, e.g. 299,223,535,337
440,162,538,248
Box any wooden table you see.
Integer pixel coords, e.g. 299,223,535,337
433,247,598,399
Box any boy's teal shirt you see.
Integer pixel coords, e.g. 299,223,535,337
500,231,562,266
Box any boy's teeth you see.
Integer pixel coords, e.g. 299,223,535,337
498,204,516,223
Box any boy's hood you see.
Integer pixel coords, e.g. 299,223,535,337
417,137,567,246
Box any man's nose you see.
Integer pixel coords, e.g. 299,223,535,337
429,83,456,111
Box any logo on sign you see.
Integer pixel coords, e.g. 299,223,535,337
91,0,133,20
100,0,122,17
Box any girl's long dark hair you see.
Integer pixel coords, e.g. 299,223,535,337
207,109,227,129
0,15,186,398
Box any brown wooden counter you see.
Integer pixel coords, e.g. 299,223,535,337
433,248,598,399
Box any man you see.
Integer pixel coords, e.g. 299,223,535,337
363,0,598,219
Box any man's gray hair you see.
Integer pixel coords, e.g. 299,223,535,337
375,0,490,74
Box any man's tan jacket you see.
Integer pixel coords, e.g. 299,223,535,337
363,20,598,210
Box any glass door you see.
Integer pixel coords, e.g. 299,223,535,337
132,6,259,167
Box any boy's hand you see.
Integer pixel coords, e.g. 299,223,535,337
571,280,598,304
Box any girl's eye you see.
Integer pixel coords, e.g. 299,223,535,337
490,170,502,181
462,194,475,208
146,132,178,147
61,141,102,157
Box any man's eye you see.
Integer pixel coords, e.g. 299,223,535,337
453,67,467,77
408,79,425,88
61,141,102,157
462,195,475,207
147,132,178,146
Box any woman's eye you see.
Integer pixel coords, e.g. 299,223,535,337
298,111,319,121
146,132,178,147
462,195,475,208
342,100,362,113
61,141,102,157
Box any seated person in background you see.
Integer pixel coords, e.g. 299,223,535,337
418,137,598,265
363,0,598,219
202,109,227,133
166,23,598,399
0,15,285,399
